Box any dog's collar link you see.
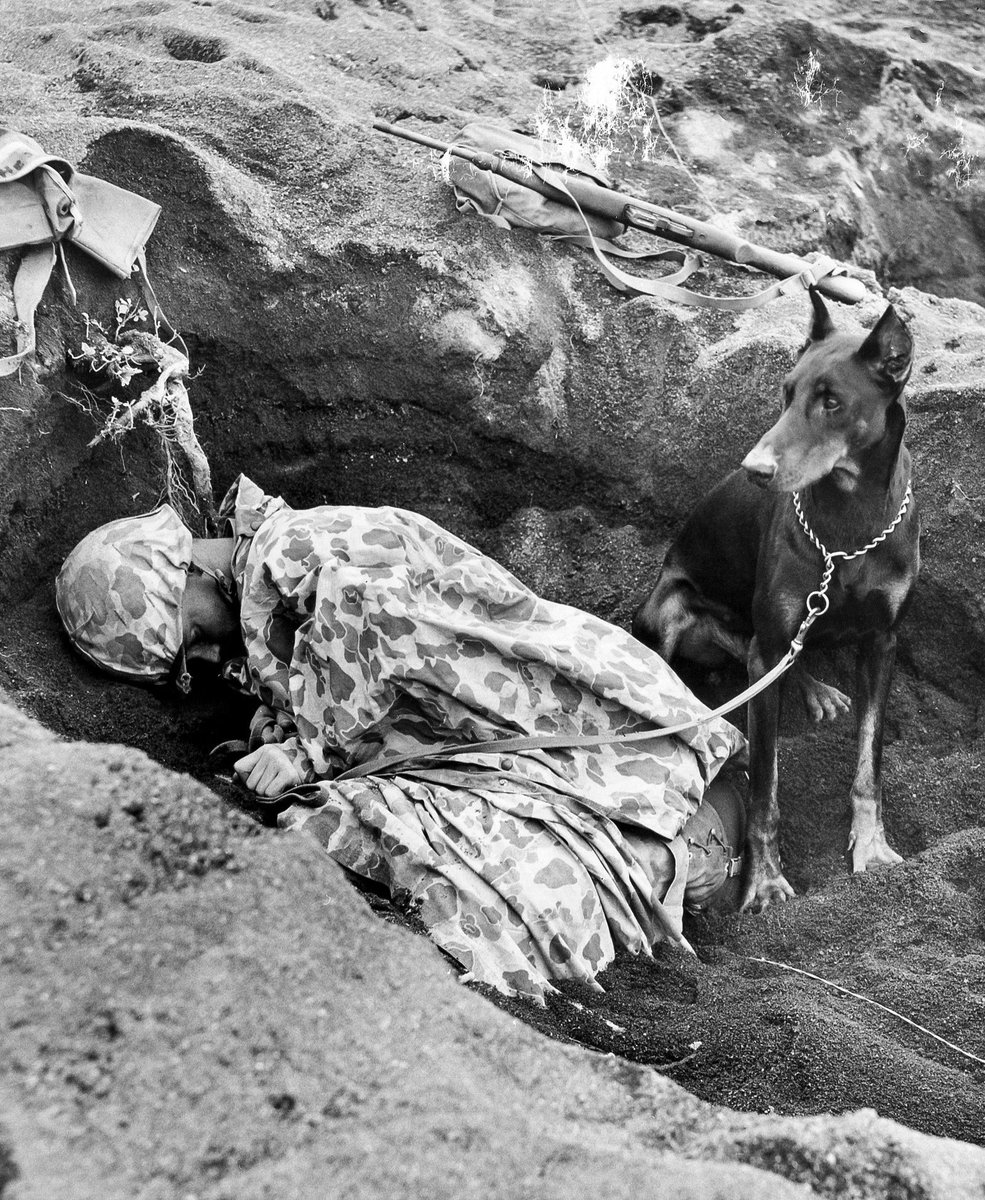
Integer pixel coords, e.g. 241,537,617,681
792,481,914,564
790,480,914,649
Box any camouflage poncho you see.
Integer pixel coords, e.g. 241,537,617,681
221,475,746,1002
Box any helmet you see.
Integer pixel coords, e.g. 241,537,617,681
0,128,73,183
55,504,192,685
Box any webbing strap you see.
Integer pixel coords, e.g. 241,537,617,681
0,242,57,377
134,249,187,357
0,163,76,376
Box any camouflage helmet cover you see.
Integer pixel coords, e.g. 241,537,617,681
55,505,193,683
0,128,73,183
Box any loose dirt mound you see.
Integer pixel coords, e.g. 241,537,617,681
2,0,985,1195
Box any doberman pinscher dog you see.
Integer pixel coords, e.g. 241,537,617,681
633,291,919,911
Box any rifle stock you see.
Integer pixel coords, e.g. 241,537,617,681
373,120,866,306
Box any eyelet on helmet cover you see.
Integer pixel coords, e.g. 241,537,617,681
55,504,193,684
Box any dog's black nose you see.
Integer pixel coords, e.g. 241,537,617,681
741,443,778,487
742,461,777,488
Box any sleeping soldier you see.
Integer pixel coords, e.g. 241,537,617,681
56,474,747,1002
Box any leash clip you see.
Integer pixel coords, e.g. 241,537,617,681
792,586,830,652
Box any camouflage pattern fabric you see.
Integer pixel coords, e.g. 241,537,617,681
220,475,747,1003
55,504,191,683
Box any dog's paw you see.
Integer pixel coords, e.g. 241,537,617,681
848,825,904,873
798,673,851,723
739,871,796,913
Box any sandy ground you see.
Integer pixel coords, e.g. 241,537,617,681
2,0,985,1194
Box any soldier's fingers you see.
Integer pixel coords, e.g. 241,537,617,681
234,748,263,777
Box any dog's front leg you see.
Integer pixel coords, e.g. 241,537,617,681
848,629,904,872
740,634,797,911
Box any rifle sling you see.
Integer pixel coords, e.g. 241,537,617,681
536,165,844,310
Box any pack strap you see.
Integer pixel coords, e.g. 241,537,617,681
536,165,844,310
134,248,188,357
0,161,79,377
0,242,57,377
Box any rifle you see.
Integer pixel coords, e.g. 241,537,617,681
373,120,866,306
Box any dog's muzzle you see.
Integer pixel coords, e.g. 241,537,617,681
741,444,778,487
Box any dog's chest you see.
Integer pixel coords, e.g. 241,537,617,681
810,561,914,645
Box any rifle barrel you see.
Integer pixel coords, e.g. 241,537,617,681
373,120,866,305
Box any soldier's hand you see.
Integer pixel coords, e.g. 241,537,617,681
234,744,302,798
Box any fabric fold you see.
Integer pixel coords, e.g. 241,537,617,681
218,474,746,1001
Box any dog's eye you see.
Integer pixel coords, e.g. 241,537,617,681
820,391,841,412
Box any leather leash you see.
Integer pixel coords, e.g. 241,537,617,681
319,483,918,785
223,483,915,794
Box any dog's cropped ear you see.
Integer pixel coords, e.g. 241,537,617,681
805,288,836,345
856,305,914,393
